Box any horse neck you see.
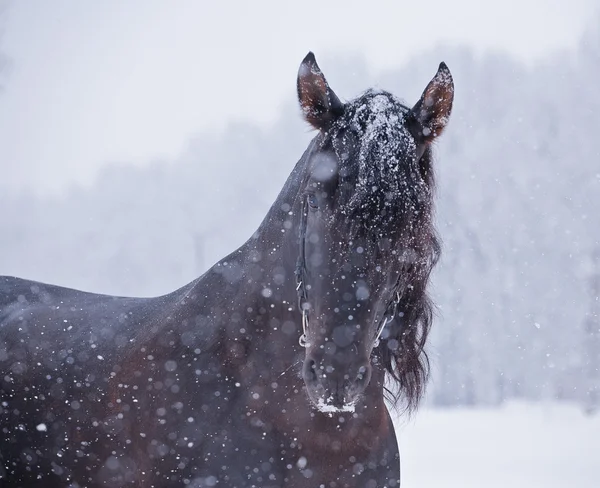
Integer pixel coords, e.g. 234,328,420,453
204,142,313,308
181,145,312,332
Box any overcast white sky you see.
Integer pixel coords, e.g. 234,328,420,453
0,0,596,194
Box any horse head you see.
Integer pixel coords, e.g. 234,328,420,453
294,53,453,413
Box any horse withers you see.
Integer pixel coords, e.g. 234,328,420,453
0,53,453,487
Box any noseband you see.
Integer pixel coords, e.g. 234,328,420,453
294,196,402,349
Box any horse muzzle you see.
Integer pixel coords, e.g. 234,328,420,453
302,354,372,413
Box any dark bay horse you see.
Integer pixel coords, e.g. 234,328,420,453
0,53,453,487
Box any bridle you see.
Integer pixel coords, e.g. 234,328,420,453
294,197,310,347
294,196,402,349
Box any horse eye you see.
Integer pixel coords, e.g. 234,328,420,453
307,194,319,210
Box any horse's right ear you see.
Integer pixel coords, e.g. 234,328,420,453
297,52,344,131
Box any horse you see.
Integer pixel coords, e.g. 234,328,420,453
0,52,453,487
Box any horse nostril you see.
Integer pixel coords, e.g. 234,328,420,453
302,358,318,386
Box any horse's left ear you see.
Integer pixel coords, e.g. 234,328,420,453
409,62,454,143
297,52,344,130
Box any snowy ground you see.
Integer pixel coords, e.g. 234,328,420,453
393,402,599,488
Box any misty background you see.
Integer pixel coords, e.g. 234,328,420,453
0,0,599,415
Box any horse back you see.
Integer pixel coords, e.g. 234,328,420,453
1,275,154,341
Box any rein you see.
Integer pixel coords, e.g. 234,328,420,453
294,196,402,349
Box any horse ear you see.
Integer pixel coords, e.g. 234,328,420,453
409,62,454,143
297,52,344,130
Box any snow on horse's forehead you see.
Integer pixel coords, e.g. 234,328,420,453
314,90,432,241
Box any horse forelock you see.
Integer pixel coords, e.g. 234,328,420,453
325,90,434,242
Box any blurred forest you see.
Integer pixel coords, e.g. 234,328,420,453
0,16,598,410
